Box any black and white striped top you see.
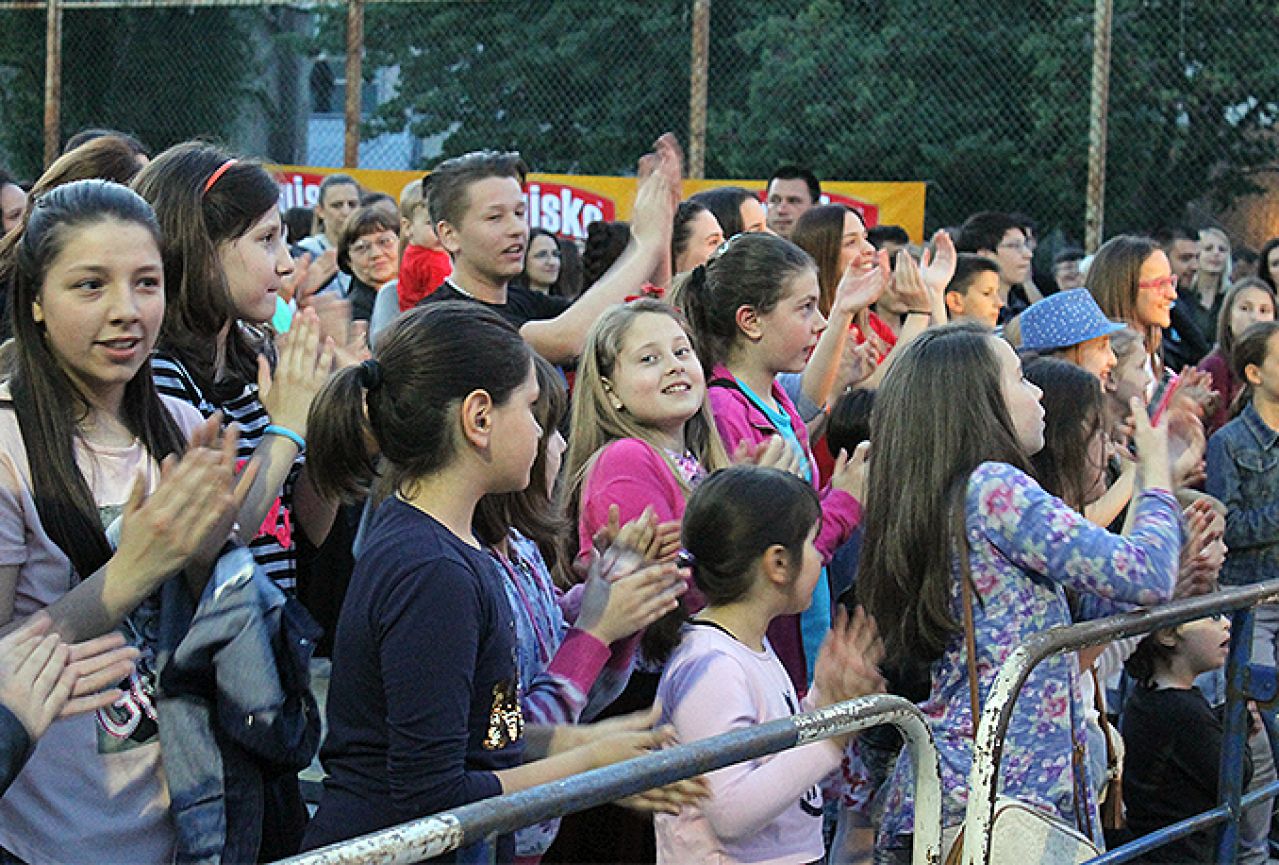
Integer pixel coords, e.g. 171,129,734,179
151,352,300,593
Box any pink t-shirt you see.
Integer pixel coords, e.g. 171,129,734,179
655,623,841,864
0,388,201,865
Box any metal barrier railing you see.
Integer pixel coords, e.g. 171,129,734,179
959,578,1279,865
277,694,943,865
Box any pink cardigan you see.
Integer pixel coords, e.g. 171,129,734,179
707,365,862,690
577,437,707,614
707,365,862,561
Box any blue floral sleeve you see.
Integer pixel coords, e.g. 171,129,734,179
969,463,1179,606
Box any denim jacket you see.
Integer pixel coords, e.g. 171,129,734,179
1206,403,1279,586
155,545,322,864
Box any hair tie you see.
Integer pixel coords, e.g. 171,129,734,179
359,358,384,390
675,548,696,570
202,159,237,197
688,264,707,292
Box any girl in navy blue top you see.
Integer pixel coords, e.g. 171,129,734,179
301,302,683,861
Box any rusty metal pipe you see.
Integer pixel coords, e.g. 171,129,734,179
277,694,943,865
960,579,1279,865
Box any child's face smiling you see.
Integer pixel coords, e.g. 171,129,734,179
607,312,706,448
36,218,165,413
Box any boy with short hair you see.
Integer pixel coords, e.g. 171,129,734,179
396,178,452,311
955,210,1034,321
944,254,1004,329
421,137,681,364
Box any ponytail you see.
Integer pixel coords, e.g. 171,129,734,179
306,365,376,503
681,233,815,374
308,301,531,504
645,466,821,664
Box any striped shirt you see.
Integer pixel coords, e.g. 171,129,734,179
150,352,300,593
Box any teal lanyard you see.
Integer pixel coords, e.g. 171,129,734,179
731,377,812,484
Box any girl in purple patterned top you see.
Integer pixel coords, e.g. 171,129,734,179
856,323,1182,859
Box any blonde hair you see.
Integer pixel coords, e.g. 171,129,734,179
563,299,731,524
1193,225,1233,297
399,178,426,220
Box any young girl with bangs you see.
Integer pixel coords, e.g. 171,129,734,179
565,299,733,573
681,232,869,692
856,323,1182,861
133,142,346,596
0,179,262,863
302,303,685,863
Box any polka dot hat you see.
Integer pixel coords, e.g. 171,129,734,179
1019,288,1128,352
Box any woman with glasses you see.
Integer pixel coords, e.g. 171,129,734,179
1086,235,1179,397
337,205,401,321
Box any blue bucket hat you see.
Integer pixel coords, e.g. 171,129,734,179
1020,288,1127,352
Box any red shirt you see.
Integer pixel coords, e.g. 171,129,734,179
397,244,452,311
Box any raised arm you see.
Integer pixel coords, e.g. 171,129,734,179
521,135,681,364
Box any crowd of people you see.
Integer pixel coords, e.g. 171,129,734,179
0,125,1273,865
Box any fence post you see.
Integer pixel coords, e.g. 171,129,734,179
343,0,363,169
687,0,710,180
1216,607,1255,863
1084,0,1112,252
42,0,62,167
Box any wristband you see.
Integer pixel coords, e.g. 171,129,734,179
906,309,931,316
264,424,306,453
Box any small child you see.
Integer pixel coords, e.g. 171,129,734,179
396,177,452,311
1019,287,1126,391
944,253,1004,329
656,465,885,865
1121,614,1244,864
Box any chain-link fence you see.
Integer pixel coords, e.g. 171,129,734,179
2,0,1278,251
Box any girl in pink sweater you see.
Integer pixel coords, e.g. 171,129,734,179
682,233,868,690
564,299,732,574
656,465,884,865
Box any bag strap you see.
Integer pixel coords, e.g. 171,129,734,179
960,570,981,739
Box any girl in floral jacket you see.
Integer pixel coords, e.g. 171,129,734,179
856,323,1182,860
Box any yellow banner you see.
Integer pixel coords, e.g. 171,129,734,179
268,164,926,242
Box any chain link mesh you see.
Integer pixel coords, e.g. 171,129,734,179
2,0,1277,247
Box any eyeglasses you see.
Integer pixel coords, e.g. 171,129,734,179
1138,274,1179,292
997,241,1032,254
350,233,398,257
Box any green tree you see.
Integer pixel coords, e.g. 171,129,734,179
0,7,264,179
334,0,694,174
315,0,1279,241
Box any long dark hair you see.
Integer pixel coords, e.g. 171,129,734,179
1024,357,1104,512
857,323,1034,663
473,354,570,576
7,179,185,580
307,301,532,503
645,465,821,663
132,142,280,400
791,204,853,316
1258,236,1279,294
